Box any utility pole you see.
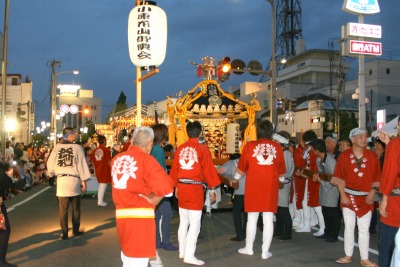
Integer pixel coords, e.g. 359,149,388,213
27,101,31,144
357,14,366,129
267,0,277,125
50,60,61,148
1,0,10,160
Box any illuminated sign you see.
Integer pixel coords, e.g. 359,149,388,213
59,84,81,96
60,104,79,114
347,22,381,38
377,109,386,129
69,105,79,114
60,104,70,114
349,40,382,56
310,117,326,123
342,0,380,15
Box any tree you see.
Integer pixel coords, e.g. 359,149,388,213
324,110,358,139
104,91,128,123
85,120,96,136
338,110,358,139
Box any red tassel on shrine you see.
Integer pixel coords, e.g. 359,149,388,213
197,66,202,77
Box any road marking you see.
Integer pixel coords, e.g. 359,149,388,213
7,186,51,212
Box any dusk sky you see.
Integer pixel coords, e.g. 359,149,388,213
1,0,398,125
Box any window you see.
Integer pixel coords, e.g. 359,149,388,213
387,96,391,102
386,68,390,74
369,69,372,75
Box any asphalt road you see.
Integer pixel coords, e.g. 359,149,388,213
5,184,380,267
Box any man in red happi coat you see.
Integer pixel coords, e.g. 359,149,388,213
233,120,286,260
292,141,306,228
112,127,173,267
91,135,112,206
378,117,400,267
293,130,325,236
331,128,380,267
170,121,221,266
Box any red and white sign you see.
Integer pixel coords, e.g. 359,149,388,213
377,109,386,130
349,40,382,56
347,22,381,38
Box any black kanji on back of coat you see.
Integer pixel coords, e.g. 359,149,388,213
57,147,74,167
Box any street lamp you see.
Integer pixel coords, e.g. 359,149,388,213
50,61,79,147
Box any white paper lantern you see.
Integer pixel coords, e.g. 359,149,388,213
128,4,167,67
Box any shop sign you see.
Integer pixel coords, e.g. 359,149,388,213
347,22,381,38
349,40,382,56
342,0,380,15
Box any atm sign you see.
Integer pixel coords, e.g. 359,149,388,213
349,40,382,56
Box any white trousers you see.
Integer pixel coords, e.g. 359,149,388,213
121,251,149,267
245,212,274,253
178,208,202,260
98,183,107,205
342,208,371,260
391,229,400,267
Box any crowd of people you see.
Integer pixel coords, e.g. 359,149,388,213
108,119,399,267
1,117,399,267
0,139,53,196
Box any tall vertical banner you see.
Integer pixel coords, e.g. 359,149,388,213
128,4,167,67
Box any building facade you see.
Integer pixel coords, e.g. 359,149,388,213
0,74,34,144
57,87,102,134
233,49,400,136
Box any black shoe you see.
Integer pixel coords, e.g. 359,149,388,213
315,234,328,239
60,234,68,240
277,236,292,240
230,236,244,242
325,237,338,243
73,231,84,237
273,233,282,238
163,243,178,251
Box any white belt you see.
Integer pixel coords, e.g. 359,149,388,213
116,208,154,219
344,187,369,196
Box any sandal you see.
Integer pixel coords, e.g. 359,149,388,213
336,257,352,264
360,261,378,267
